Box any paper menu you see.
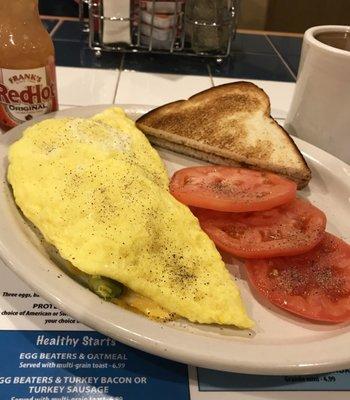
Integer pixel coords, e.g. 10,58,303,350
191,368,350,399
0,261,189,399
0,259,349,400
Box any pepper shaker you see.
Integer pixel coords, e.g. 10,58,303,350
185,0,233,54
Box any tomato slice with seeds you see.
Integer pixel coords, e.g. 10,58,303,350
170,166,297,212
192,198,326,258
245,233,350,323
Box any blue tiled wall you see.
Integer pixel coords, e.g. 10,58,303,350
42,18,303,81
39,0,83,17
268,36,303,76
41,18,59,32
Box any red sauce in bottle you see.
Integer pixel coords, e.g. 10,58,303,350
0,0,58,131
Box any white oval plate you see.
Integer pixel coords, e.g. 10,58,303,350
1,105,350,376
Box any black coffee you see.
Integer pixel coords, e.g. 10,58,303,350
315,31,350,52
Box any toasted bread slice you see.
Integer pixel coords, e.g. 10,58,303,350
136,82,311,189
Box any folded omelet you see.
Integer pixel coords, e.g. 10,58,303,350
92,107,169,189
8,107,253,328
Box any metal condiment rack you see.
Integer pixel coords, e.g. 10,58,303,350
79,0,238,59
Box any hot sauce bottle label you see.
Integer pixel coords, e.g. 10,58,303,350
0,62,58,131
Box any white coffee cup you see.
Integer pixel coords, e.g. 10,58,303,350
285,25,350,164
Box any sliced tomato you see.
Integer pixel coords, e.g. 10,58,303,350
192,198,326,258
170,166,297,212
245,233,350,323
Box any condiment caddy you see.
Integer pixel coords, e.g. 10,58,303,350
79,0,238,59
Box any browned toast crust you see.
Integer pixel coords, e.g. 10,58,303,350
137,82,311,189
148,133,310,189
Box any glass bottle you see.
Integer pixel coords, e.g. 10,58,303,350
0,0,58,131
185,0,232,54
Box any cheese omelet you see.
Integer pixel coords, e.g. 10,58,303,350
92,107,169,189
7,107,253,328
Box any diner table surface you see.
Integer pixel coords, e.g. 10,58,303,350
2,17,347,400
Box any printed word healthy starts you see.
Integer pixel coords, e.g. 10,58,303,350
36,335,117,348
